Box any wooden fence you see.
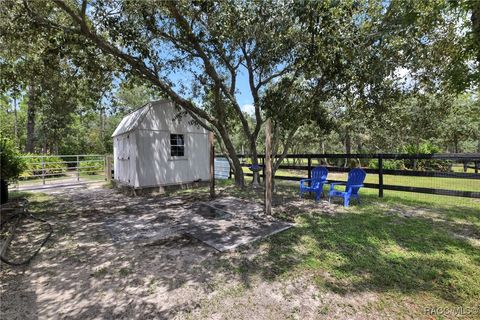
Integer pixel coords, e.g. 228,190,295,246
236,153,480,199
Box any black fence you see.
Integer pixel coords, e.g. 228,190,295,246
236,153,480,199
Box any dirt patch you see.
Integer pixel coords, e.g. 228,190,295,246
1,186,296,319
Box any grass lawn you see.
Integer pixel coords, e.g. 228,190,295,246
212,179,480,318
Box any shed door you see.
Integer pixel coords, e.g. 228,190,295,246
118,135,131,183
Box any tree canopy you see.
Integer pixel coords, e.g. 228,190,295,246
0,0,478,185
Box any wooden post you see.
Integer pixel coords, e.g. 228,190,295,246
475,161,479,174
261,156,265,182
76,155,80,182
378,155,384,198
209,132,215,199
105,155,112,182
41,157,46,185
264,119,272,215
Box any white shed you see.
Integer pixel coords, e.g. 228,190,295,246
112,100,211,190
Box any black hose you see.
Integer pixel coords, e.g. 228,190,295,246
0,200,53,266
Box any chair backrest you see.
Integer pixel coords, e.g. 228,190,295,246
311,166,328,183
347,168,366,195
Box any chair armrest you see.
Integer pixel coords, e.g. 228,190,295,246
346,184,364,194
299,179,311,186
329,182,346,191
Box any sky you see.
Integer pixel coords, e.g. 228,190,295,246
235,68,255,115
167,61,256,116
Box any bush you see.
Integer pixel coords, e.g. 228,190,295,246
79,159,103,175
368,159,405,170
20,154,67,178
0,138,26,181
403,142,451,171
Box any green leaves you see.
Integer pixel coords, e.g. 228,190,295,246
0,137,26,180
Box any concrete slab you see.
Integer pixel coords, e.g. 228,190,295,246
102,196,293,251
186,218,292,252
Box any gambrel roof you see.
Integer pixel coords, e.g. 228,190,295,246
111,99,170,137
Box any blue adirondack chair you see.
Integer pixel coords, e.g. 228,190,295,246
299,166,329,201
329,168,366,207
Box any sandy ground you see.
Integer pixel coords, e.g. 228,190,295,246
1,185,395,320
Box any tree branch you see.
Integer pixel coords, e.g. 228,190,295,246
80,0,87,20
51,0,215,124
165,2,252,138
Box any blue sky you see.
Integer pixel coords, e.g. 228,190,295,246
235,68,255,115
167,62,256,115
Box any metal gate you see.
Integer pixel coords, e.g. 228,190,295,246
13,155,107,191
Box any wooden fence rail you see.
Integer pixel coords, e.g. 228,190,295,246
234,153,480,199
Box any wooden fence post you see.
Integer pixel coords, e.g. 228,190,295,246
76,155,80,182
105,155,112,182
209,132,215,199
264,119,272,215
378,155,384,198
41,157,46,185
475,161,479,174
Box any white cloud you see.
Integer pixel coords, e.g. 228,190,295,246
241,104,255,115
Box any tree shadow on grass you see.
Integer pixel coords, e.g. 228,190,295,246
239,207,480,304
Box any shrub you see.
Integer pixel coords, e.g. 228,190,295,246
368,159,405,170
20,154,67,178
0,138,26,181
403,142,451,171
79,159,103,175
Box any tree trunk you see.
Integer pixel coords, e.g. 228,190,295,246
25,85,36,153
264,119,272,215
249,136,260,185
13,96,18,147
216,124,244,187
100,106,105,151
321,140,328,165
344,131,351,168
471,1,480,64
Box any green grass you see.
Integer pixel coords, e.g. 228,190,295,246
217,179,480,316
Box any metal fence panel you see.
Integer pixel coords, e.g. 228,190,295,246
14,155,107,191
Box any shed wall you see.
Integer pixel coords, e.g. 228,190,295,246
113,100,210,188
135,130,209,187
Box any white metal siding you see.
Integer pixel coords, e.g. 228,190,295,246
113,100,210,188
135,130,209,187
